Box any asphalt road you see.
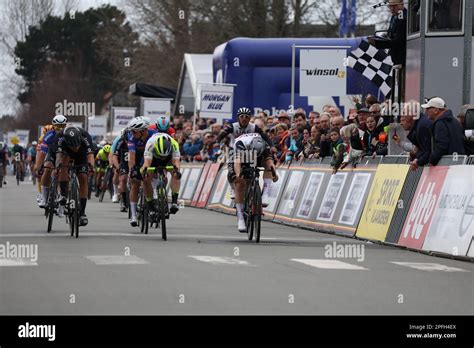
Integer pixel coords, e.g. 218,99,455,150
0,176,473,315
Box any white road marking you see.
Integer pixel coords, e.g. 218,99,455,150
85,255,149,265
0,259,38,266
188,255,254,266
291,259,369,270
391,262,469,272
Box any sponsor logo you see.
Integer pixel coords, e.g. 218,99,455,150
459,195,474,237
302,68,345,78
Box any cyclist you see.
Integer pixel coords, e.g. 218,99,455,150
94,144,112,198
233,133,277,232
0,141,8,185
149,115,176,139
37,115,68,208
216,107,273,201
27,141,37,181
54,126,96,226
141,132,181,214
127,116,157,226
11,137,26,182
111,127,130,212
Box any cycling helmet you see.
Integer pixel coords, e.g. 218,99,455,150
63,127,82,148
52,114,68,125
250,136,266,157
32,141,38,146
103,144,111,153
156,115,170,131
128,116,150,131
154,135,172,158
99,140,107,147
237,107,252,117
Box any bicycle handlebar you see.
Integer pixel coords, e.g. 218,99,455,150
146,165,176,173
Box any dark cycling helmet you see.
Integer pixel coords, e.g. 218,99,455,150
250,136,266,157
237,107,252,117
63,127,82,148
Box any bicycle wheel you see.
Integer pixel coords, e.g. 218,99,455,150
0,165,3,188
143,204,149,234
47,179,57,233
253,184,262,243
158,183,167,241
72,179,80,238
245,185,254,241
16,165,20,185
98,172,107,202
69,190,75,237
138,192,145,233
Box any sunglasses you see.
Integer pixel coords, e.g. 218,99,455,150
239,115,250,118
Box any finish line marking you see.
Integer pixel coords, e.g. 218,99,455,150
291,259,369,270
391,262,469,272
188,255,255,266
85,255,149,265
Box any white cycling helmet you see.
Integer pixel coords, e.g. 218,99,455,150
128,116,150,131
52,114,68,125
32,141,38,146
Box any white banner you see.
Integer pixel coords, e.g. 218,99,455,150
278,171,305,216
87,116,107,137
339,173,371,226
422,166,474,256
296,172,325,219
182,168,203,201
141,98,171,124
317,172,348,222
299,49,347,97
198,84,234,120
113,107,136,132
15,129,30,146
7,131,17,145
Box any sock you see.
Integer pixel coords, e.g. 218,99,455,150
152,178,158,189
172,192,178,204
59,181,68,197
236,203,244,218
80,198,87,215
263,178,272,193
130,202,137,219
41,186,48,200
113,185,118,195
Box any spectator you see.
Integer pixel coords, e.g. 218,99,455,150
330,116,345,129
294,112,311,132
295,108,307,117
457,104,474,156
395,102,432,169
211,123,222,136
313,115,322,130
356,108,370,131
353,94,379,111
300,126,321,160
285,126,302,163
201,132,219,162
254,117,266,131
319,113,332,157
267,115,275,126
183,132,203,161
421,97,465,167
274,123,289,164
329,127,346,173
322,105,332,113
347,108,358,124
309,111,320,126
277,111,291,127
340,124,363,169
328,106,342,118
363,115,388,156
369,103,387,126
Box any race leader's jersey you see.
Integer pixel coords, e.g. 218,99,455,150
144,133,180,161
219,122,270,147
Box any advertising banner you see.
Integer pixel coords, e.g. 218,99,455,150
182,167,203,201
338,173,372,226
317,172,348,222
277,171,305,217
210,169,228,204
422,166,474,256
357,164,409,241
87,116,107,137
198,84,234,121
196,163,221,208
141,98,171,124
264,169,288,215
295,172,325,219
398,166,449,249
191,162,211,206
7,131,16,145
299,49,347,97
15,129,29,146
112,107,136,132
178,168,191,198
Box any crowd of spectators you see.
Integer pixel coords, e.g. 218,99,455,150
169,95,474,173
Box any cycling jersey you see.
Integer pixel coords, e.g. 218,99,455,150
27,146,36,158
144,133,180,161
96,148,109,162
218,122,271,148
12,144,25,159
40,130,57,154
127,129,157,153
0,143,8,163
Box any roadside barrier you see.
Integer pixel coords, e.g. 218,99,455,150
180,155,474,261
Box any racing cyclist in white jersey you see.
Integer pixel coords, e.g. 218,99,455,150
233,132,277,232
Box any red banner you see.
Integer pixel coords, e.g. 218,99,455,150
196,163,221,208
398,166,448,249
191,162,211,206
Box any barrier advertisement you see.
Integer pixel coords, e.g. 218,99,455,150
357,164,409,241
398,166,448,249
338,173,372,226
191,162,211,206
178,168,191,198
182,167,203,201
295,172,325,219
264,169,288,214
210,169,228,204
277,171,305,217
422,166,474,256
316,172,348,222
196,163,221,208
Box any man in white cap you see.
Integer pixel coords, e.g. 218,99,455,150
419,97,465,168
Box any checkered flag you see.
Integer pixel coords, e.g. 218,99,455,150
347,40,393,97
